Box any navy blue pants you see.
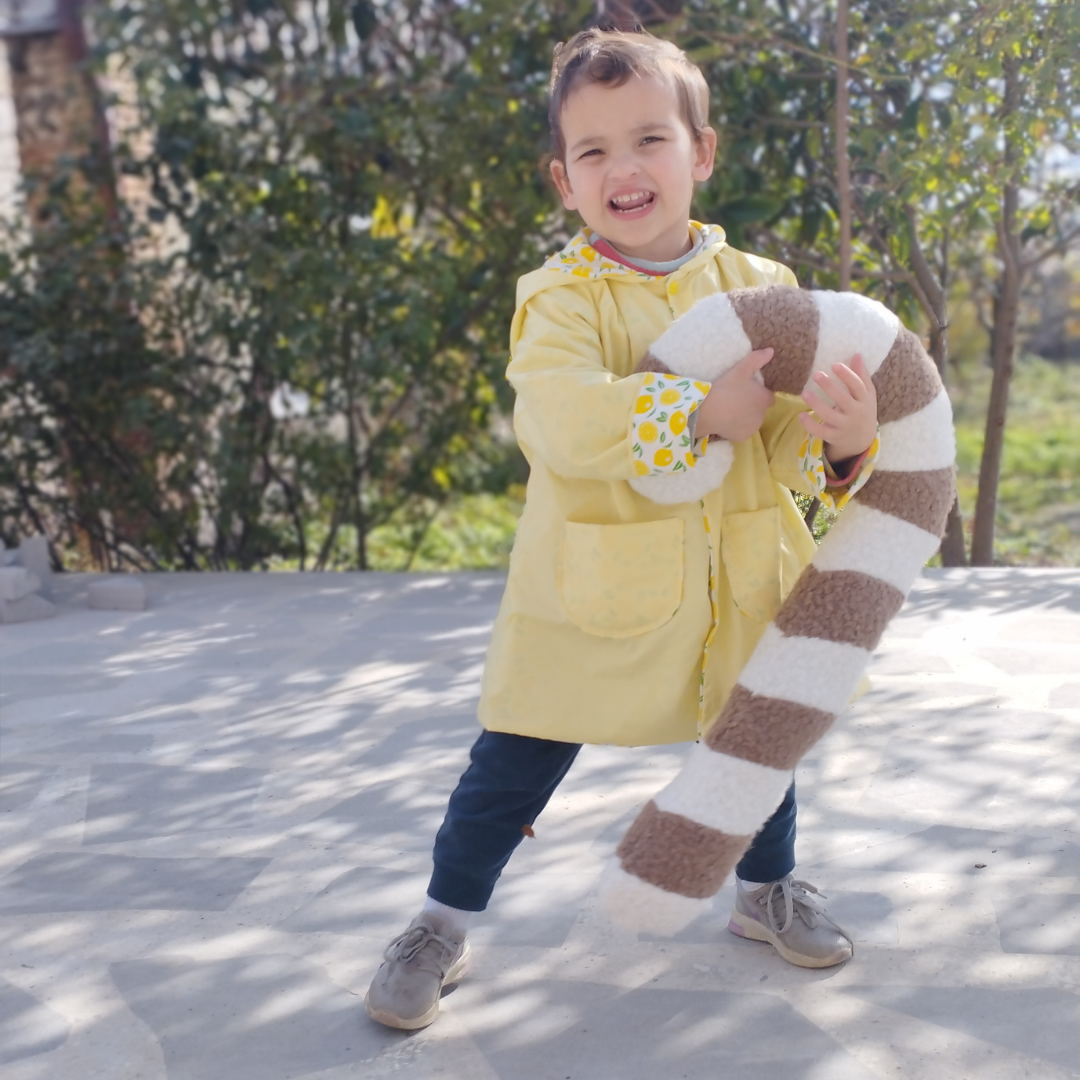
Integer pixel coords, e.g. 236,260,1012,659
428,730,797,912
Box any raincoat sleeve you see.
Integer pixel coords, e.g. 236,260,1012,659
508,285,709,482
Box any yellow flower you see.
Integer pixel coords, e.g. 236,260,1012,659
634,460,650,476
638,421,659,443
669,411,687,435
660,388,681,406
634,395,654,414
654,448,673,467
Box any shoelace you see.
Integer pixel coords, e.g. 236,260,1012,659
384,922,459,977
762,878,850,940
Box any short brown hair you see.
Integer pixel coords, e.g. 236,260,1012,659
548,28,711,161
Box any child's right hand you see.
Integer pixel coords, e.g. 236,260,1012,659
693,348,775,443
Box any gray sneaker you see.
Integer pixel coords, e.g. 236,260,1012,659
364,913,472,1030
728,876,853,969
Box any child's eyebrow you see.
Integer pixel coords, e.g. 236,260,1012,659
568,122,677,155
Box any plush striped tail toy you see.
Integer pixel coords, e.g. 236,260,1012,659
599,283,956,936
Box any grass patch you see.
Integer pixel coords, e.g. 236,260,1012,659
951,356,1080,565
288,355,1079,572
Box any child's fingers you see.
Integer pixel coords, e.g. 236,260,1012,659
735,347,774,377
803,377,843,412
848,353,872,384
798,410,829,439
829,362,868,401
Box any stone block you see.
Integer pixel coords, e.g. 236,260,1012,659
12,535,52,598
0,566,40,601
87,575,146,611
0,593,56,624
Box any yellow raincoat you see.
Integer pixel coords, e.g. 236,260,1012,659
478,224,822,747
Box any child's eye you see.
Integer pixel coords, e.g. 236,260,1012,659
641,135,664,145
578,148,602,159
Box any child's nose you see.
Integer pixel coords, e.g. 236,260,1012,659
607,150,643,179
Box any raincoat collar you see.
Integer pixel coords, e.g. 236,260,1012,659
540,221,727,282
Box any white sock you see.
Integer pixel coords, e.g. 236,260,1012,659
737,877,770,891
422,897,473,934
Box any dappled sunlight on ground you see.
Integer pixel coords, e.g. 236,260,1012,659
1,568,1080,1078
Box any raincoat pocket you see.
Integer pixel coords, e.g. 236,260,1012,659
556,519,684,638
720,506,783,624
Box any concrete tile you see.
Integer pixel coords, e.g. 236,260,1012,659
83,764,267,842
1050,683,1080,708
457,980,879,1079
0,976,70,1065
36,734,155,756
110,954,373,1080
2,568,1079,1080
0,672,129,707
279,865,425,938
977,646,1079,676
993,892,1080,955
842,985,1080,1073
822,824,1080,877
0,853,270,913
0,765,57,812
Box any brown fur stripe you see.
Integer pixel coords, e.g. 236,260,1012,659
855,467,956,537
774,565,905,651
616,800,752,899
705,685,835,771
728,285,819,394
873,327,943,424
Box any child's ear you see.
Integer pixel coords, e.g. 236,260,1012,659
550,159,578,210
692,127,718,183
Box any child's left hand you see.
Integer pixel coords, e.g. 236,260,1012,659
797,353,878,467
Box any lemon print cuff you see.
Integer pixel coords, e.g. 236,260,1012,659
630,373,711,477
798,436,827,499
798,430,881,512
821,432,880,511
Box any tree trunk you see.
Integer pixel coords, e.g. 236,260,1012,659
971,56,1023,567
834,0,851,291
904,207,966,566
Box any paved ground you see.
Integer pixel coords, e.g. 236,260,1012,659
1,567,1079,1080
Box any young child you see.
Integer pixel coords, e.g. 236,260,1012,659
365,28,878,1031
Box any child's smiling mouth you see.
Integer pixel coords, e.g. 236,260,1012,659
610,190,656,215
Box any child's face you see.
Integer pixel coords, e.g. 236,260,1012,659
550,75,716,264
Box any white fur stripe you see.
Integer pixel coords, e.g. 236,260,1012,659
811,502,941,596
876,390,956,472
628,439,734,504
598,860,710,935
739,625,871,715
810,291,899,381
653,744,792,836
648,293,751,381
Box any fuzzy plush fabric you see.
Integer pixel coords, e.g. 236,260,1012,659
648,293,752,381
810,503,942,596
704,687,835,772
596,863,711,937
604,284,957,935
615,800,753,898
652,743,793,835
876,391,957,472
629,439,735,506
